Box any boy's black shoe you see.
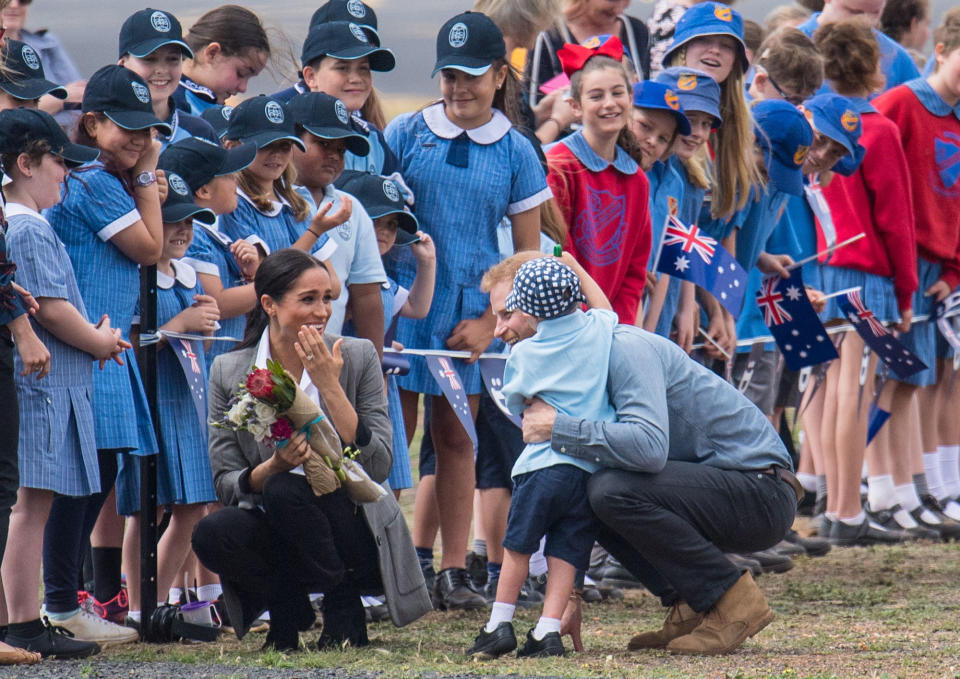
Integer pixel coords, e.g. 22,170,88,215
6,618,101,659
517,628,565,658
465,621,517,658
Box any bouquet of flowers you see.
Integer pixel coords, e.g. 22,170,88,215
215,359,385,503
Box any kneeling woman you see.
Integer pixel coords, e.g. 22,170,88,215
192,249,430,651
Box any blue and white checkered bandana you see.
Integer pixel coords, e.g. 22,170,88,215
505,257,586,320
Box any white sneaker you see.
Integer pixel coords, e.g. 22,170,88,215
41,606,138,646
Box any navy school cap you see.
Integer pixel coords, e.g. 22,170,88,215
753,99,813,196
337,170,418,244
663,2,748,74
632,80,692,136
200,104,233,139
158,136,255,192
0,108,99,167
655,67,722,127
161,169,216,225
0,39,67,100
82,65,172,135
432,11,505,77
119,8,193,59
301,21,395,71
310,0,380,45
224,96,306,151
287,92,370,157
505,257,586,321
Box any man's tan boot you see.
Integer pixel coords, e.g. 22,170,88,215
665,572,774,655
627,602,703,650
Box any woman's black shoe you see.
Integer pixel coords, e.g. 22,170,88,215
6,618,100,659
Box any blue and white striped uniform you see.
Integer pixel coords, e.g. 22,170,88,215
344,113,399,176
219,189,309,254
5,204,99,495
46,163,158,456
384,103,552,394
116,260,217,515
382,277,412,490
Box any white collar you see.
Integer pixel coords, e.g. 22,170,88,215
422,102,512,145
157,259,198,290
253,327,321,408
3,202,49,224
236,186,289,217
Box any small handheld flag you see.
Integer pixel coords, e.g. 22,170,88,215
837,290,927,380
425,355,478,448
479,358,521,428
172,339,208,430
756,269,838,370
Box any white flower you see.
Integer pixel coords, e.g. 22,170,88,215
253,401,278,426
248,421,268,441
226,399,248,426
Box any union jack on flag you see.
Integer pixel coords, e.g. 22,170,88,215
662,215,717,264
757,277,792,326
837,293,927,380
757,269,837,370
846,290,886,337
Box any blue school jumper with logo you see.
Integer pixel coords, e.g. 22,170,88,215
116,260,217,515
6,204,100,495
384,103,551,395
46,163,157,456
647,159,685,338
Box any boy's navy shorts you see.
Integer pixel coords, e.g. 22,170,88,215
502,464,597,570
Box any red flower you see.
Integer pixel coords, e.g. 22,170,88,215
246,369,275,399
271,417,294,441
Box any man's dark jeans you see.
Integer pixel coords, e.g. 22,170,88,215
588,460,796,612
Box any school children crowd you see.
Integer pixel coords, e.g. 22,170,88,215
0,0,958,665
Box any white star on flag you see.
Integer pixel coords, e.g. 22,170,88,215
674,255,690,272
785,285,803,301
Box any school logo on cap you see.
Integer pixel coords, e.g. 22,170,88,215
678,73,697,91
665,90,680,110
334,99,349,124
131,81,151,104
841,110,859,132
382,179,400,202
20,45,40,70
714,5,733,21
448,22,468,48
349,22,368,43
346,0,366,18
168,172,189,196
793,144,809,166
150,10,171,33
221,105,233,121
264,100,284,124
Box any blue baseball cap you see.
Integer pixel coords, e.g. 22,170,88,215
118,8,193,59
753,99,813,196
158,136,255,192
224,96,306,152
663,2,748,74
82,65,172,135
432,11,505,77
632,81,692,136
0,39,67,100
287,92,370,157
337,170,419,245
0,108,99,167
162,168,216,225
655,67,722,128
505,257,586,321
200,104,233,139
301,21,395,71
310,0,380,45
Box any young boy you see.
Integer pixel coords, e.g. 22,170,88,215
469,256,617,659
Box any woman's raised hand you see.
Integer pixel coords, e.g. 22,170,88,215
296,324,344,392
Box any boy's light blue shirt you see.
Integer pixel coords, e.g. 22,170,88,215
503,308,618,477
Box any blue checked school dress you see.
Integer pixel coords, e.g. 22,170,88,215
45,163,157,456
116,260,217,515
5,204,99,496
219,188,313,255
384,103,552,395
381,277,412,490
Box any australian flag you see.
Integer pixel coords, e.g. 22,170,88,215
425,355,478,448
479,357,521,429
655,215,748,318
757,269,838,370
838,290,927,380
173,339,208,430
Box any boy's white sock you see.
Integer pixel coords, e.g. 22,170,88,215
938,445,960,498
528,537,548,577
867,474,897,511
532,616,561,640
924,452,947,499
197,584,222,602
485,602,516,633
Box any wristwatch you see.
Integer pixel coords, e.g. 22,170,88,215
134,171,157,188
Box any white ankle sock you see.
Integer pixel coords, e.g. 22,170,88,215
528,537,548,577
532,616,561,640
938,445,960,497
485,602,515,632
167,587,183,605
127,610,141,623
45,609,77,622
797,472,817,493
895,482,922,512
867,474,897,510
839,510,866,526
197,584,222,602
924,452,947,499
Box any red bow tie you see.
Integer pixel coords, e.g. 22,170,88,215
557,36,625,77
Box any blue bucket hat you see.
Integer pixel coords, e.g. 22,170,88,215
505,257,586,321
632,81,692,136
802,93,864,159
753,99,813,196
662,2,748,74
654,67,722,127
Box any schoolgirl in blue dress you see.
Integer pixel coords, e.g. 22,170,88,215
0,108,116,660
384,11,550,609
118,183,220,624
174,5,270,116
118,8,218,149
42,64,169,640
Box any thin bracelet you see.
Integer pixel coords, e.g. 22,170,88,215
308,228,322,238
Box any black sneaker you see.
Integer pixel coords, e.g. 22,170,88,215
6,618,101,659
465,621,517,658
866,503,939,541
465,551,488,589
517,628,565,658
434,567,486,611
